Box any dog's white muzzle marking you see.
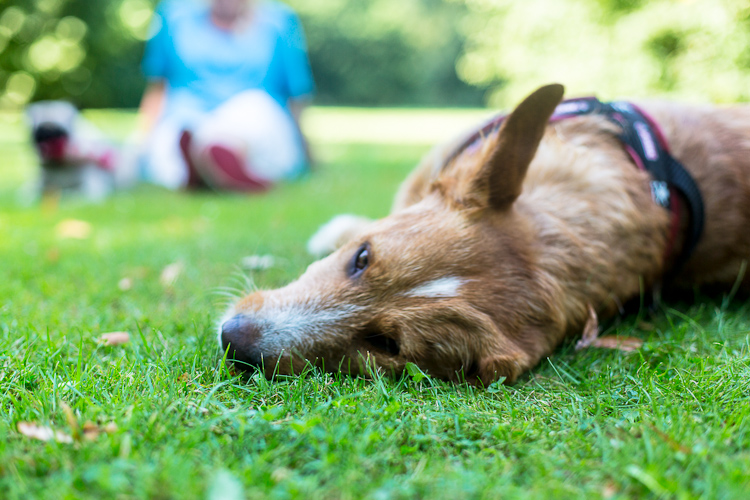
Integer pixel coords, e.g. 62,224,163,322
403,277,465,298
217,297,364,353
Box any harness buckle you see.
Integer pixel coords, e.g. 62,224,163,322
650,180,670,207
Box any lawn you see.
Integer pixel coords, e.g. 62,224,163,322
1,108,749,499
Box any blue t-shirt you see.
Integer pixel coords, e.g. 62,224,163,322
142,0,315,116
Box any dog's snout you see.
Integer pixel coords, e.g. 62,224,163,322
220,314,264,370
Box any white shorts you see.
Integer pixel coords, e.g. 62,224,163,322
142,89,306,189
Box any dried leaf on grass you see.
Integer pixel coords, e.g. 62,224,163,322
589,336,643,352
19,402,119,445
576,304,643,352
160,262,184,287
575,304,600,351
17,422,73,444
55,219,92,240
100,332,131,346
82,421,118,441
66,401,118,441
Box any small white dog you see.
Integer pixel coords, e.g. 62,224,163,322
25,101,136,201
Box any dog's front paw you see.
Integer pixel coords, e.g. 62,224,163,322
307,214,373,257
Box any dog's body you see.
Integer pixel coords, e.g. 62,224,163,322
220,85,750,384
25,101,136,202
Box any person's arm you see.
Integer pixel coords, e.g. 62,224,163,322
289,97,312,164
276,7,315,165
138,3,172,136
137,80,166,135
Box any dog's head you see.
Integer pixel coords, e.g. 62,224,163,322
26,101,78,165
220,85,566,384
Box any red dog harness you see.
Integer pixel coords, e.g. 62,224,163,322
443,97,705,274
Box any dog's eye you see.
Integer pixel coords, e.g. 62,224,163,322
348,244,370,277
355,248,369,270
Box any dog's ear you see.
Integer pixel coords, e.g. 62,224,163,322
470,84,564,210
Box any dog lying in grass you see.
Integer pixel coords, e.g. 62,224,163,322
219,84,750,385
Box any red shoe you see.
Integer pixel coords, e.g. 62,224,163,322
179,130,207,189
204,144,271,192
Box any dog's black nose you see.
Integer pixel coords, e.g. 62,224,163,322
33,121,68,143
220,315,264,370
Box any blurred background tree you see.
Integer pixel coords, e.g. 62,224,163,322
285,0,488,106
458,0,750,105
1,0,749,111
0,0,488,110
0,0,153,109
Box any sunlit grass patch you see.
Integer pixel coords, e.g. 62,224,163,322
1,108,749,499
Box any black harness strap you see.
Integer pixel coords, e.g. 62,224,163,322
442,97,706,273
601,100,705,270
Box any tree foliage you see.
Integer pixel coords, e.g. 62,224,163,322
286,0,487,106
458,0,750,106
1,0,750,110
0,0,486,109
0,0,152,109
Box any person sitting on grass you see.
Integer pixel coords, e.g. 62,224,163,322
137,0,315,192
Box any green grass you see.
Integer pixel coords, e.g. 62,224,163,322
1,108,749,499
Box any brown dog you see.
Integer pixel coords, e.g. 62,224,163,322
219,84,750,384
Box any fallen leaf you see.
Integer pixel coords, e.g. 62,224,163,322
118,277,133,291
17,422,73,444
241,255,277,271
82,421,99,441
160,262,184,287
575,304,599,351
588,336,643,352
82,421,118,441
55,219,92,240
100,332,131,346
576,304,643,352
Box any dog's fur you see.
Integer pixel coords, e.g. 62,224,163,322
219,84,750,385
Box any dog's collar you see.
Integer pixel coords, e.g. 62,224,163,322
443,97,705,274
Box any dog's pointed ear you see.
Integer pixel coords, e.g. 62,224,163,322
471,84,564,210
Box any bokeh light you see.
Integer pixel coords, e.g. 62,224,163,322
1,0,749,110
